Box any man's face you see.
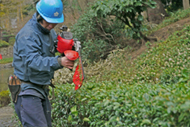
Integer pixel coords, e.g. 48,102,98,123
40,20,57,31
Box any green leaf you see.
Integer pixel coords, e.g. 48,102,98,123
178,113,186,122
182,69,188,78
138,15,143,21
81,98,87,102
141,119,151,125
135,2,142,6
71,106,78,116
83,117,90,122
68,115,72,122
71,105,77,113
180,101,190,110
103,99,110,106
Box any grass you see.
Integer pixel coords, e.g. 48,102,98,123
0,57,13,64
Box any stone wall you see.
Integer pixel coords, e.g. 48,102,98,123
0,46,13,59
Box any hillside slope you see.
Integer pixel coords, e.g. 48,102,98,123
54,16,190,84
53,16,190,84
51,12,190,126
127,16,190,62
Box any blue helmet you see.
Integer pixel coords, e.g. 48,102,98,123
36,0,64,23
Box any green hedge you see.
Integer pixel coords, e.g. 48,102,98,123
51,69,189,126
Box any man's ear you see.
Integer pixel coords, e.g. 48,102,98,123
41,19,45,24
36,12,44,23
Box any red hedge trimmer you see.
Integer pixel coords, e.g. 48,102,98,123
55,25,85,90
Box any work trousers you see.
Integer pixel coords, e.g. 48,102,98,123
14,95,52,127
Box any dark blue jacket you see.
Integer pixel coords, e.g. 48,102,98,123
13,13,62,97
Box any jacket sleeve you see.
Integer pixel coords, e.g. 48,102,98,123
17,34,62,72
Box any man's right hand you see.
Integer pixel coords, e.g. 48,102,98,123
60,56,74,69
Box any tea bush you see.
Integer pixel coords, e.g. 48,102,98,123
51,25,190,126
51,69,189,126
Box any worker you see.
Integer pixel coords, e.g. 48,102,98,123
12,0,74,126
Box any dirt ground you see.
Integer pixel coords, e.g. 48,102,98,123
130,17,190,60
1,16,190,127
0,105,18,127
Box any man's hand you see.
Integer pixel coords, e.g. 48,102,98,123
60,56,74,69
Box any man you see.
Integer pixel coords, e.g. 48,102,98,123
12,0,74,126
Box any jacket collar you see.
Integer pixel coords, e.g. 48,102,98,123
36,22,50,35
33,13,50,35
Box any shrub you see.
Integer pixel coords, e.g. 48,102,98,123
71,10,123,62
8,37,15,45
51,68,190,126
0,90,11,107
0,40,9,48
91,0,156,40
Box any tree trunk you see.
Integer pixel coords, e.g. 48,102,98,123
147,0,168,24
183,0,189,10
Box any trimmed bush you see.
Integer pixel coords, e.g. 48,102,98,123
51,69,189,126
